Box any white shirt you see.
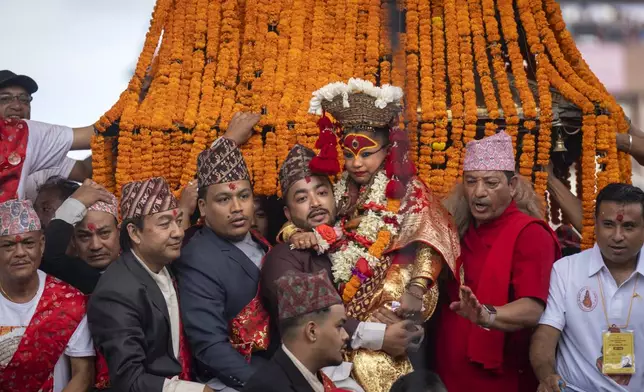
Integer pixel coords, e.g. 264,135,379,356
232,232,265,268
283,344,325,392
131,251,205,392
17,120,74,199
0,270,94,392
24,157,77,201
539,245,644,391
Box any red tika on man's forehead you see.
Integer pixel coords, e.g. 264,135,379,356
342,134,379,156
228,183,237,191
87,223,97,232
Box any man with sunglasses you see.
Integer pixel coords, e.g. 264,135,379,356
0,70,94,201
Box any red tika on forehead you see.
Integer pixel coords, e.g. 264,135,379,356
616,205,625,222
87,223,97,232
305,176,311,183
14,235,22,242
228,183,237,191
343,133,379,157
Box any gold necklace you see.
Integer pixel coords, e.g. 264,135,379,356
0,281,14,302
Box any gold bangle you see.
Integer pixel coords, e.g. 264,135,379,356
405,287,424,301
410,278,429,291
277,222,300,242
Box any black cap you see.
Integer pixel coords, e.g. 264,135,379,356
0,70,38,94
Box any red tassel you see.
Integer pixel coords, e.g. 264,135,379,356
386,178,406,199
384,125,417,193
309,145,341,175
309,114,341,175
315,128,336,148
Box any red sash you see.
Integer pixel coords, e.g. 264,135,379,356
467,214,560,372
0,275,87,392
94,352,111,389
0,118,29,202
177,297,193,381
229,230,271,361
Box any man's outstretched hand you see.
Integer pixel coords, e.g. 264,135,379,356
450,286,489,326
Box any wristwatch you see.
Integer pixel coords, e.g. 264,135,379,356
481,304,497,328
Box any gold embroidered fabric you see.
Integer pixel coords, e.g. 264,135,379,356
345,264,439,392
337,176,456,392
387,178,461,279
411,245,443,284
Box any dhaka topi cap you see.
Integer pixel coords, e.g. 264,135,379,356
0,199,41,236
120,177,178,220
197,137,250,189
463,131,515,172
275,270,343,321
279,144,320,196
88,192,118,219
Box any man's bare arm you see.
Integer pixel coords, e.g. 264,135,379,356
530,325,565,392
67,157,93,182
62,356,95,392
71,126,95,150
486,297,545,332
547,172,582,233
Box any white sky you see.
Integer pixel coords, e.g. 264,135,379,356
2,0,156,159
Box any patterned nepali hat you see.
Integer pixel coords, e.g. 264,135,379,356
275,270,343,321
120,177,178,220
88,192,118,218
0,199,41,236
197,137,250,189
279,144,319,196
463,131,516,172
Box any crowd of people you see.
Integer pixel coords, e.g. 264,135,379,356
0,70,643,392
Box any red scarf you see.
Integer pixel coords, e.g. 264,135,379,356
230,229,271,360
177,310,193,381
466,207,560,371
0,118,29,202
0,275,87,392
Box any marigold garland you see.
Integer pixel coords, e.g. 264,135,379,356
443,0,464,194
92,0,630,243
580,114,597,248
332,172,402,304
467,0,499,136
430,6,447,194
457,0,477,149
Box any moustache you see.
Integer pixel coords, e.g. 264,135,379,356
472,198,490,206
308,208,329,219
229,215,249,224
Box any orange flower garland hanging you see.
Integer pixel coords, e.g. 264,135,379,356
430,4,447,194
468,0,499,136
90,0,632,239
443,0,464,193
